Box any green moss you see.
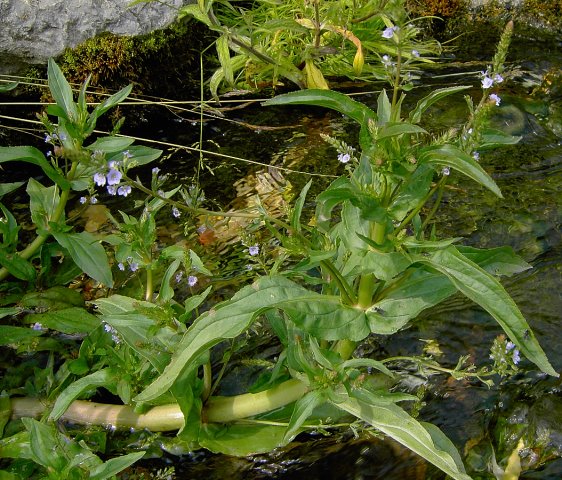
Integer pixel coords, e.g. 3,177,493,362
55,18,215,97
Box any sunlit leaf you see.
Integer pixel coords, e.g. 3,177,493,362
419,246,558,377
89,452,145,480
29,307,99,334
47,58,78,122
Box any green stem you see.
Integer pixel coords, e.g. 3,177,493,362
145,268,153,302
421,177,447,231
202,362,212,402
0,161,78,282
9,379,309,431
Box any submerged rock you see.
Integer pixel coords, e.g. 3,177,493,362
0,0,192,74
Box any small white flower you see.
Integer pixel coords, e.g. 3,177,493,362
79,196,87,204
152,167,160,175
118,263,125,271
187,275,198,287
381,55,393,67
172,206,181,218
411,49,420,57
123,150,133,159
473,151,480,161
90,196,98,204
175,271,183,283
248,245,260,256
442,167,450,176
129,262,139,272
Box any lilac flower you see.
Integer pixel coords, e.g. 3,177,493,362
175,271,183,283
187,275,198,287
512,349,521,365
117,185,132,197
338,153,351,164
107,185,118,195
481,75,494,89
106,168,122,185
442,167,450,176
506,341,516,351
123,150,132,159
93,172,107,187
382,26,398,39
172,206,181,218
489,93,501,106
108,160,120,169
58,132,67,141
44,134,52,143
90,196,98,204
118,263,125,271
412,49,420,57
493,73,504,83
129,262,139,272
79,196,87,204
382,55,393,67
46,151,52,157
152,167,160,175
473,151,480,161
31,322,44,331
248,245,260,256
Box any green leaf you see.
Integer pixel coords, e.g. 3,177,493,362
89,452,145,480
87,84,133,133
456,245,531,277
30,307,99,334
376,122,427,139
52,231,113,287
86,136,135,153
420,246,557,377
0,147,69,189
409,86,471,124
0,82,18,92
22,418,66,471
107,145,163,168
50,368,117,421
27,178,61,230
284,390,326,442
20,286,84,310
0,431,32,459
0,250,36,282
179,3,213,27
291,179,312,233
0,182,24,198
158,259,181,302
479,128,521,149
216,35,234,86
263,89,377,150
342,251,411,281
179,286,212,322
0,307,20,320
0,326,43,345
338,391,471,480
376,89,392,124
47,58,78,122
198,423,290,456
419,144,502,197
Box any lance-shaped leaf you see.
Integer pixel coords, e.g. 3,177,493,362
48,58,78,122
338,389,472,480
409,86,471,124
284,390,327,442
418,246,557,377
0,147,69,189
419,144,502,197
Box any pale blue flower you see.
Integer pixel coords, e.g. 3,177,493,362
90,196,98,204
172,206,181,218
248,245,260,256
58,132,67,141
118,263,125,271
123,150,132,159
107,185,118,195
152,167,160,175
106,168,122,185
412,49,420,57
117,185,132,197
31,322,44,331
473,151,480,161
338,153,351,164
93,172,106,187
129,262,139,272
108,160,120,169
489,93,501,106
442,167,450,176
493,73,504,83
382,26,398,39
44,134,52,143
481,75,494,89
382,55,393,67
79,196,87,204
506,341,516,351
512,349,521,365
46,151,52,157
188,275,198,287
175,271,183,283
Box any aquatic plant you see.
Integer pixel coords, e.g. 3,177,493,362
0,19,558,480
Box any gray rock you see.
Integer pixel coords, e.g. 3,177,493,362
0,0,192,74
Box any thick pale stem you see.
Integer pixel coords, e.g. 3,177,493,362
145,268,153,302
9,379,308,432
